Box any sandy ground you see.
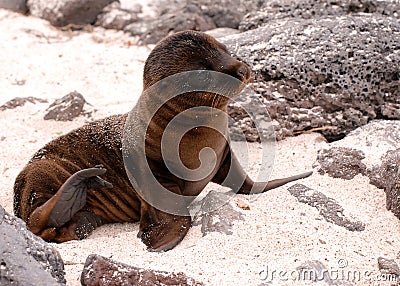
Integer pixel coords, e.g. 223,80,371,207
0,9,399,286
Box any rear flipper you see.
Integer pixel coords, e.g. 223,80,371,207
252,170,313,193
38,211,106,243
27,166,112,241
218,170,313,195
211,147,313,194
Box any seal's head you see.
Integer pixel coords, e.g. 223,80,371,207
142,30,251,93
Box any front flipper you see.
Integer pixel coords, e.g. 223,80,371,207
138,204,191,252
47,166,112,227
28,166,112,235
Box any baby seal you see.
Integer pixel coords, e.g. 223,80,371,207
13,30,312,251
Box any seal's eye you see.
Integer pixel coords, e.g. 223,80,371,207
198,58,212,70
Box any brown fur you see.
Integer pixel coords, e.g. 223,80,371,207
14,115,141,239
13,31,311,251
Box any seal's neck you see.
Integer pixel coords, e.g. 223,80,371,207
168,92,229,111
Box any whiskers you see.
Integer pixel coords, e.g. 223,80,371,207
211,93,219,119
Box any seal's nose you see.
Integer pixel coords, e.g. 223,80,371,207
217,56,252,82
236,64,251,82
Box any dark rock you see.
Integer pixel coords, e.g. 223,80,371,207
228,105,258,142
288,184,365,231
205,0,267,28
192,0,244,29
378,257,400,277
316,147,367,179
95,2,139,30
0,204,65,285
228,86,276,142
123,0,263,45
381,102,400,119
191,191,243,236
221,14,400,141
202,8,241,29
331,120,400,171
44,91,89,121
0,97,47,111
27,0,114,27
150,0,183,16
124,4,216,45
313,120,400,219
369,149,400,220
80,254,203,286
240,0,400,31
156,0,263,29
0,0,28,13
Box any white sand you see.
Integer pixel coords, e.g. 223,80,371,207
0,9,399,286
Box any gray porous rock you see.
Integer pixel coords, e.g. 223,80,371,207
0,0,28,13
222,13,400,141
320,120,400,171
196,0,266,29
124,3,216,45
322,120,400,221
81,254,203,286
240,0,400,31
228,86,276,142
95,1,139,30
155,0,264,29
44,91,89,121
27,0,114,27
368,149,400,220
288,184,365,231
124,0,263,44
316,147,367,180
309,119,400,220
0,204,65,285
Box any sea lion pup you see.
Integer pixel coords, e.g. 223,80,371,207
13,30,312,251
